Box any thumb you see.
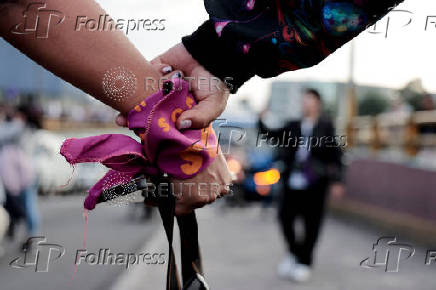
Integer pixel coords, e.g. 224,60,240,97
177,92,228,129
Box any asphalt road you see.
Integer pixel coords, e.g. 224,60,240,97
121,205,436,290
0,195,160,290
2,197,436,290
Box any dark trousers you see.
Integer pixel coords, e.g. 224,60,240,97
4,192,26,238
278,181,328,266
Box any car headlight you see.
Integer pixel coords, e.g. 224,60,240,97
253,168,280,186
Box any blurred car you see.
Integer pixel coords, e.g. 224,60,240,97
241,149,280,202
214,118,281,205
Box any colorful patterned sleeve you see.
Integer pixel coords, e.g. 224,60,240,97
182,0,404,93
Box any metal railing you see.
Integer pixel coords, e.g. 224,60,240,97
349,110,436,156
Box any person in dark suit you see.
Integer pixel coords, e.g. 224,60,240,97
259,88,344,282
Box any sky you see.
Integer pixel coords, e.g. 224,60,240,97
98,0,436,110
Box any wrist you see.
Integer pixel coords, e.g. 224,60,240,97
174,43,198,75
116,69,161,115
182,21,255,93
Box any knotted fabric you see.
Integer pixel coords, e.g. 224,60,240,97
60,78,217,210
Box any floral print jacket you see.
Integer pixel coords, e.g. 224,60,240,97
182,0,404,92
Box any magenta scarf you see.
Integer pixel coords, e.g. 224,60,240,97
60,79,217,210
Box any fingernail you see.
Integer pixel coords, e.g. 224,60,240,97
179,119,192,129
162,65,172,74
171,72,182,79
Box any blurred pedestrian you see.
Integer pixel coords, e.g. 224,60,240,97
259,88,344,282
0,179,10,257
0,104,41,248
0,104,11,255
16,104,42,239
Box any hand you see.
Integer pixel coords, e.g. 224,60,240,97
329,183,345,199
114,65,184,127
116,43,230,129
172,151,232,216
114,47,232,215
152,43,230,129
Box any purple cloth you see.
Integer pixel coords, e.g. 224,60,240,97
60,79,218,210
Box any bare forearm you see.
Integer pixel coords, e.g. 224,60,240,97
0,0,160,113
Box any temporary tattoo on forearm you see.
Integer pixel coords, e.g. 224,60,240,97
102,66,137,103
